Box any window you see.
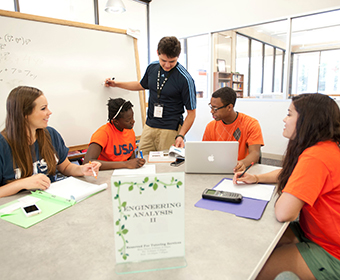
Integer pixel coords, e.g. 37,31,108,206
179,10,340,99
187,34,210,98
319,50,340,95
292,50,340,96
236,34,249,96
0,0,15,11
274,49,284,93
263,45,274,93
210,20,287,98
250,40,263,95
291,52,319,95
290,10,340,97
19,0,95,23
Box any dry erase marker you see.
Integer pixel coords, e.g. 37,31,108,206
103,77,115,85
105,77,115,84
238,162,254,178
89,161,97,179
140,150,143,159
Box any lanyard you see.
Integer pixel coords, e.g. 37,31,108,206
157,66,173,100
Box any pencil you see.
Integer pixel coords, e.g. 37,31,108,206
238,162,254,178
89,161,97,179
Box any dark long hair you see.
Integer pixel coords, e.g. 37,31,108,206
277,93,340,194
1,86,56,178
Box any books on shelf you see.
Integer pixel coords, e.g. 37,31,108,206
219,81,231,88
0,177,107,228
232,74,242,82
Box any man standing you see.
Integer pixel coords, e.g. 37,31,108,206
203,87,264,172
105,36,196,155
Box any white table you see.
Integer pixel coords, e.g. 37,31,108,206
0,163,287,280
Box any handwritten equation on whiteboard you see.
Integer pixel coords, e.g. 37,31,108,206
0,33,32,50
0,68,37,82
0,33,38,82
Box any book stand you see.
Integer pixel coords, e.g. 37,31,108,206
111,172,186,274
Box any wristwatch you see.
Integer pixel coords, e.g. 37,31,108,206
175,134,185,141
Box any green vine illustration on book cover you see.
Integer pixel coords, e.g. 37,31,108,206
113,176,183,261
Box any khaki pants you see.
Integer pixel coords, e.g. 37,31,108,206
138,124,181,155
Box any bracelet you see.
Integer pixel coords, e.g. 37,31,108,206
175,134,185,141
254,175,259,184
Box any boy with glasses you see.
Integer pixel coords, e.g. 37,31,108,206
203,87,264,172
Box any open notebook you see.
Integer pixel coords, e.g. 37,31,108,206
0,177,107,228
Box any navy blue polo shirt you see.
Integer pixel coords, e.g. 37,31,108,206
140,61,196,131
0,127,69,186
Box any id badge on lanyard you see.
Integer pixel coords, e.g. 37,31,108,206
155,66,173,118
154,103,164,118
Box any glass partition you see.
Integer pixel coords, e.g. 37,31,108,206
181,8,340,99
236,34,249,94
186,34,210,99
250,39,263,95
211,19,288,98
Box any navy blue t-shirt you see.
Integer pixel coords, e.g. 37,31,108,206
0,126,69,186
140,61,196,130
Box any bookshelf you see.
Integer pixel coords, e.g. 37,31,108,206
213,72,244,98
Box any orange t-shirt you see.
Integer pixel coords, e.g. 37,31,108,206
283,141,340,260
202,112,264,160
89,123,136,162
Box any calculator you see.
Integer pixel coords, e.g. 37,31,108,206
202,188,243,203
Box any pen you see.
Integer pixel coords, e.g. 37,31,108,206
89,161,97,179
135,145,140,158
139,150,143,159
238,162,254,178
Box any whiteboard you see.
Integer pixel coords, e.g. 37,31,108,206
0,10,145,147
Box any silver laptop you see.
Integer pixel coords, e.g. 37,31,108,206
185,141,239,174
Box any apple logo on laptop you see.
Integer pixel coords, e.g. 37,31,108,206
208,154,214,162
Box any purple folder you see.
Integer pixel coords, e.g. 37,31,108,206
194,178,269,220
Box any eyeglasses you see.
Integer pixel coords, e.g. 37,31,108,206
208,103,228,112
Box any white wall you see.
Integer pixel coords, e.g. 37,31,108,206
148,0,340,157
